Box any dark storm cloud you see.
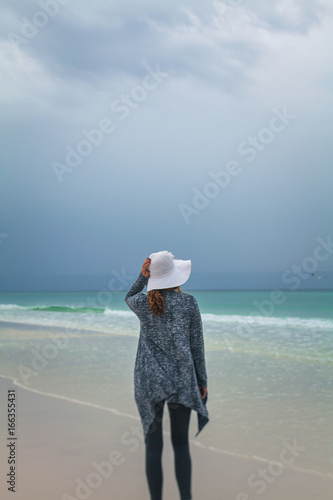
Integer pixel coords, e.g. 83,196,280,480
0,0,332,290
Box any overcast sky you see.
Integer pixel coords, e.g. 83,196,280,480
1,0,332,291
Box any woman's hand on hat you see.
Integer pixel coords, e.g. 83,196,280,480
199,386,207,399
141,258,151,277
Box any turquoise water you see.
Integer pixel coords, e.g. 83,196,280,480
0,290,332,363
0,289,332,317
0,290,332,477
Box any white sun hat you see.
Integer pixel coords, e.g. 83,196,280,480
147,250,191,292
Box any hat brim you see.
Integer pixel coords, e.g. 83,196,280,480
147,259,191,292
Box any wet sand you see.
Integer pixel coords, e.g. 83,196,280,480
0,376,332,500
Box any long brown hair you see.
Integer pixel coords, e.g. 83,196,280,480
147,287,182,317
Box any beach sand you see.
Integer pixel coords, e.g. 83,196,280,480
0,376,332,500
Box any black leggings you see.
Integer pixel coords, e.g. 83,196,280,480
145,400,192,500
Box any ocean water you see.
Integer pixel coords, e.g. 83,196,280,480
0,289,332,479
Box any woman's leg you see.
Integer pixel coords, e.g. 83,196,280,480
167,402,192,500
145,400,165,500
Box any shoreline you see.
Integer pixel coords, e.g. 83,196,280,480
1,316,333,499
0,319,121,337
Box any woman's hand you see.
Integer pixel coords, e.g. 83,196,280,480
199,386,208,399
141,257,151,277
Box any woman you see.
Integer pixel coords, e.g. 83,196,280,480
124,250,209,500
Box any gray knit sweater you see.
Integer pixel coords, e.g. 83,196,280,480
124,272,209,439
